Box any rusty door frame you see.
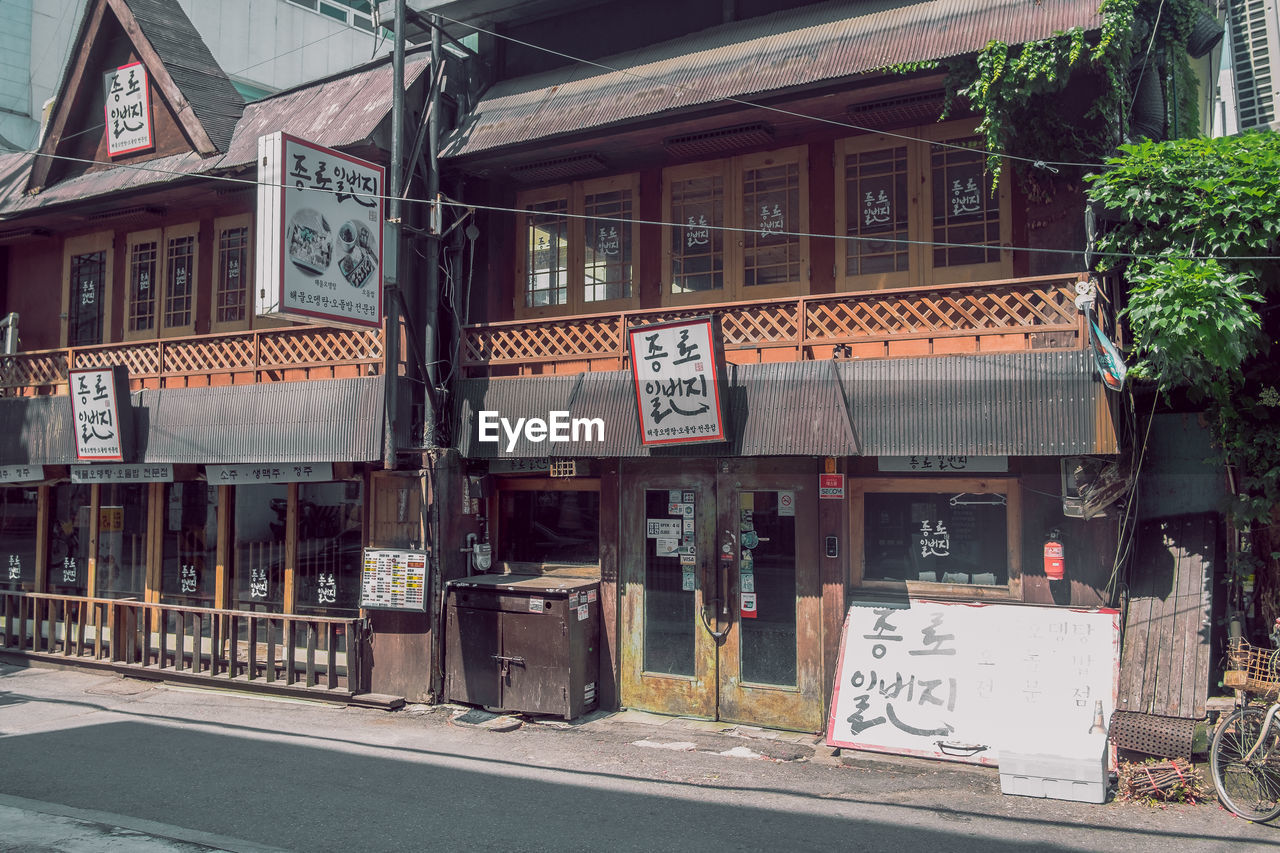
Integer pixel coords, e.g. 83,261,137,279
715,470,824,732
618,461,718,719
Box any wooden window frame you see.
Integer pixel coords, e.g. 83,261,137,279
661,146,810,306
835,120,1012,294
848,476,1022,601
60,232,114,348
122,222,200,340
515,176,641,320
488,476,602,577
123,228,161,341
211,214,253,333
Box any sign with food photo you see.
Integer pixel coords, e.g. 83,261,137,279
255,132,384,328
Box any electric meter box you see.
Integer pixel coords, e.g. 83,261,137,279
444,574,600,720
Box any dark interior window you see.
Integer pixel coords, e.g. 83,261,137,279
863,491,1007,586
498,489,600,564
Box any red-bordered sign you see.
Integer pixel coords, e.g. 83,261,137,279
256,132,384,329
104,62,153,157
69,366,130,462
628,316,727,446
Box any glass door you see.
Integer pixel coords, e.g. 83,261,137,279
619,464,717,719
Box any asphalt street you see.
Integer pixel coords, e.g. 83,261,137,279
0,660,1275,852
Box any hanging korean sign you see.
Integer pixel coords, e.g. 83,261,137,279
103,62,153,156
256,132,384,329
71,464,173,484
205,462,334,485
360,548,429,612
69,366,131,462
628,316,727,446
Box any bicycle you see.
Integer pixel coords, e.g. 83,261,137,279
1211,620,1280,822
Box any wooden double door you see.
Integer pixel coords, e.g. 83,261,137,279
619,461,824,732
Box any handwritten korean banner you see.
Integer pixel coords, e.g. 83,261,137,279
256,132,384,329
69,367,129,462
827,600,1118,766
103,62,152,156
627,317,726,446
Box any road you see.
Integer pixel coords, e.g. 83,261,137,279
0,660,1274,852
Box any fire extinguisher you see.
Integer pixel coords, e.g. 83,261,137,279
1044,530,1065,581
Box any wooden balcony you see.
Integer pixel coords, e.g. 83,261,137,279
462,273,1096,377
0,323,387,396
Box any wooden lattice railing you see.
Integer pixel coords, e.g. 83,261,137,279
462,273,1092,375
0,324,386,394
0,591,369,696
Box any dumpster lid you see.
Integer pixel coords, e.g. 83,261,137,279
447,574,599,595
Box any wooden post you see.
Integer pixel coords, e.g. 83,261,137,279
145,482,163,603
86,484,100,598
215,485,231,609
283,483,298,615
34,485,49,593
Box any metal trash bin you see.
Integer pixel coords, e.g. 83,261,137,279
444,574,600,720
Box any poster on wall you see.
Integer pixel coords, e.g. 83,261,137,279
360,548,428,612
256,132,384,329
627,316,727,446
103,62,153,156
827,599,1118,766
68,366,131,462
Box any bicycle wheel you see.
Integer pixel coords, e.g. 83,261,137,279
1211,707,1280,822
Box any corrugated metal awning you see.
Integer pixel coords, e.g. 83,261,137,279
455,350,1117,459
0,377,385,467
443,0,1101,159
456,360,859,458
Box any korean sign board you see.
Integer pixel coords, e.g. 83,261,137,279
69,367,131,462
827,600,1118,766
205,463,334,485
256,132,384,329
628,317,726,446
103,62,152,157
360,548,428,612
71,464,173,484
0,465,44,483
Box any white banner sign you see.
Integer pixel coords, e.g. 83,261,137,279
71,464,173,483
206,462,334,485
69,367,127,462
104,62,153,156
877,456,1009,473
628,317,726,446
256,132,384,328
0,465,44,483
827,600,1118,766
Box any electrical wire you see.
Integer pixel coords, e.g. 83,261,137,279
429,10,1111,172
15,147,1280,263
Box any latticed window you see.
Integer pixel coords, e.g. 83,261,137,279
663,147,808,305
836,121,1010,291
163,234,196,330
128,240,157,333
525,198,568,309
668,173,724,295
217,225,249,324
515,176,640,318
68,250,105,346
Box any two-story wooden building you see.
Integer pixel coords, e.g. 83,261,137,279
423,0,1133,737
0,0,441,702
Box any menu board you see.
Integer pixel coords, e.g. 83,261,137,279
359,548,429,612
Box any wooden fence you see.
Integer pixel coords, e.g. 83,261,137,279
0,591,368,697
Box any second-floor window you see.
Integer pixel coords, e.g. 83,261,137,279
213,215,253,332
835,121,1011,292
516,175,639,318
663,146,809,305
125,223,199,339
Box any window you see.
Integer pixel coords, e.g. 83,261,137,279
662,146,809,305
212,214,252,331
48,483,91,594
516,175,639,318
61,232,113,347
160,482,218,606
124,223,199,339
835,121,1011,292
494,480,601,570
233,484,288,611
295,480,364,616
0,487,38,592
851,478,1021,599
96,484,149,600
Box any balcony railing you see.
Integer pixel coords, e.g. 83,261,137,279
462,273,1094,377
0,323,387,395
0,591,369,697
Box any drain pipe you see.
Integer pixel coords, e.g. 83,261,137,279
0,312,17,354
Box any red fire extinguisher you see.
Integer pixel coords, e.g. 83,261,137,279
1044,530,1065,581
